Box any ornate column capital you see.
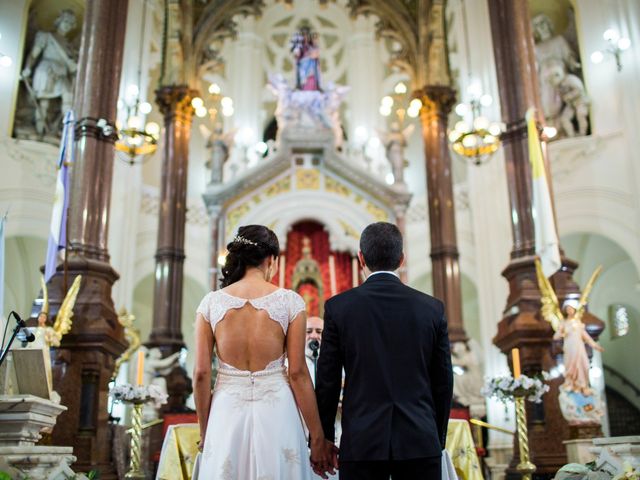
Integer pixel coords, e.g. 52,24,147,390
417,85,457,117
155,85,198,123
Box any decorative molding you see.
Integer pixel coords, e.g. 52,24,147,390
1,137,57,187
549,131,623,181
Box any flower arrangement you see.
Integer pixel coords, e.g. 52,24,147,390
109,383,168,407
482,372,550,404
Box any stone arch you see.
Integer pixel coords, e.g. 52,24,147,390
561,231,640,410
3,235,47,316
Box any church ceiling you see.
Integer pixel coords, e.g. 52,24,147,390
189,0,440,87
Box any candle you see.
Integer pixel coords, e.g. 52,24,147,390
328,255,337,297
279,256,286,288
512,348,521,379
136,350,145,386
352,257,358,288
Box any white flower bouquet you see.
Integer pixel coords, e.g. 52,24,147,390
482,372,550,403
109,383,168,407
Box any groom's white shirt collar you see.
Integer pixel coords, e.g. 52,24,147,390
367,270,399,279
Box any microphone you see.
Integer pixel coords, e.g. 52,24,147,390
0,311,36,368
308,339,320,359
11,311,35,343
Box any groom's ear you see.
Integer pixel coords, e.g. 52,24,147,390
398,252,406,269
357,251,366,270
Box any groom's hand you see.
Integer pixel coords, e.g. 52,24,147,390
310,439,338,478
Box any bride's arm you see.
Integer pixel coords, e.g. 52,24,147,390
287,312,324,440
287,312,336,476
193,313,215,449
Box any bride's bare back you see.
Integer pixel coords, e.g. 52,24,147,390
214,289,287,372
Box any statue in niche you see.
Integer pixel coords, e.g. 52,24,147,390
544,59,590,137
200,123,236,184
532,12,589,138
290,26,321,91
18,9,78,139
451,340,486,418
143,348,181,420
378,122,414,187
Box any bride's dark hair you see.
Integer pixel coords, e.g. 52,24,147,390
220,225,280,288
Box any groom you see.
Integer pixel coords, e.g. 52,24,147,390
315,222,453,479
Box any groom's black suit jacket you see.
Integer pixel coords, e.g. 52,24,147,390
315,272,453,462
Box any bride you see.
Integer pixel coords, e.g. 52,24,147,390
193,224,337,479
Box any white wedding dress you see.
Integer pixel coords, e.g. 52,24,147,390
196,288,313,480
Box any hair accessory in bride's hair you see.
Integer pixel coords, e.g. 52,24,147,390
233,235,259,247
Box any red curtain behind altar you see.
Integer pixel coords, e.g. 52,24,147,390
274,220,358,317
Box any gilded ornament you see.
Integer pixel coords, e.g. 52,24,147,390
325,176,351,197
295,168,320,190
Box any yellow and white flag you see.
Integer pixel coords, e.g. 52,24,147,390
527,108,561,277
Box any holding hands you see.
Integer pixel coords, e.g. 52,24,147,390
310,437,338,479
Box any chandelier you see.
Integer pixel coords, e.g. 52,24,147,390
448,85,503,166
193,82,235,121
378,81,422,124
115,84,160,164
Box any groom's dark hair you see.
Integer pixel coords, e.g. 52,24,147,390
359,222,403,271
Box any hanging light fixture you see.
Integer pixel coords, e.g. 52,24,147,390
378,81,422,123
590,28,632,72
114,1,158,165
448,87,503,165
448,1,502,166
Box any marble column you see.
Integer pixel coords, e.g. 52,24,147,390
146,85,196,411
43,1,128,476
418,86,467,343
488,0,604,475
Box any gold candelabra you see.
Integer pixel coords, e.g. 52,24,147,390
125,402,145,480
515,395,536,480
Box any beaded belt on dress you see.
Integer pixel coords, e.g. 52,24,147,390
217,365,287,378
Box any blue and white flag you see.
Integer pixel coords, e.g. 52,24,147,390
44,110,75,283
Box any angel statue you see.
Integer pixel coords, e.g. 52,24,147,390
535,258,603,395
111,308,141,381
37,274,82,348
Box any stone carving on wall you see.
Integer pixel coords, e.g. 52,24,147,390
14,9,79,142
532,11,590,139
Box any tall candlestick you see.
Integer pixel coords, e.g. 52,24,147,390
352,257,359,288
136,350,144,386
279,255,286,288
328,255,337,297
512,348,521,378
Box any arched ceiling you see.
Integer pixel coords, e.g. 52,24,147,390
188,0,446,89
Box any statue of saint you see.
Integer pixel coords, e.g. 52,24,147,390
290,26,321,91
21,10,78,137
379,122,414,186
200,123,236,184
532,13,581,125
544,59,590,137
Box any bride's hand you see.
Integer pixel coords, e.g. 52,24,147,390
310,438,338,478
